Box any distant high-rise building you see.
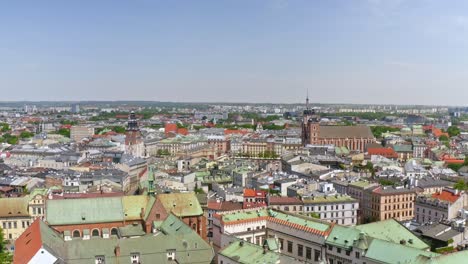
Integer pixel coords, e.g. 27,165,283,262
70,126,94,142
71,104,80,113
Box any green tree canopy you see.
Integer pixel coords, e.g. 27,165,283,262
20,131,34,139
447,126,461,137
0,228,12,263
439,135,449,142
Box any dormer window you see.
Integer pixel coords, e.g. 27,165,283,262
95,256,105,264
167,249,176,261
131,253,140,263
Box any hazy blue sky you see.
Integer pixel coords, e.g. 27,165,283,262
1,0,468,105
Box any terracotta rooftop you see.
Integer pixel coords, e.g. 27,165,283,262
432,190,460,203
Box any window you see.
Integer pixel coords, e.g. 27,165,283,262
279,238,284,250
2,222,5,229
330,260,334,264
247,228,251,231
130,253,140,263
337,248,341,253
356,251,360,259
8,222,11,229
92,229,100,237
111,228,118,236
314,249,321,262
306,247,312,260
73,230,81,238
346,250,350,256
297,244,303,257
287,241,293,253
22,221,25,228
13,222,17,228
95,256,105,264
166,250,175,261
328,245,332,250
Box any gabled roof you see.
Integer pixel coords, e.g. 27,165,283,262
46,197,124,225
0,197,29,217
319,125,374,139
16,216,214,264
158,192,203,217
356,219,429,250
364,238,438,264
14,219,65,264
431,190,460,203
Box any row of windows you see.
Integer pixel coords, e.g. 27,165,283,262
278,239,321,261
305,204,356,212
327,245,360,259
320,212,356,219
246,225,265,231
32,207,43,215
2,221,30,230
383,210,413,220
381,203,413,211
417,208,444,217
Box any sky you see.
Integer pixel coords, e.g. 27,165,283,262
1,0,468,105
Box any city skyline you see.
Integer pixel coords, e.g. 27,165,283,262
2,0,468,104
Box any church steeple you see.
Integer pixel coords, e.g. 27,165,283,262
127,111,139,131
306,90,310,110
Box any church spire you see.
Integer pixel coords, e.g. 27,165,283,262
306,90,310,110
127,111,139,131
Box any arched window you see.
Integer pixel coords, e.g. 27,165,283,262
72,230,81,238
92,229,100,237
111,228,118,236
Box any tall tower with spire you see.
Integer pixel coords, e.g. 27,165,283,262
301,93,320,145
125,111,145,157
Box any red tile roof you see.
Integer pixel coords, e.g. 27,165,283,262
165,123,178,134
242,202,267,209
432,190,460,203
368,147,398,158
243,189,267,197
224,129,249,135
14,219,42,264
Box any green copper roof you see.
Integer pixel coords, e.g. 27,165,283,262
122,195,151,221
219,240,284,264
46,197,124,225
221,209,270,222
35,215,213,264
348,181,374,188
158,192,203,217
364,239,438,264
325,225,362,250
415,250,468,264
28,188,48,200
302,195,357,204
356,219,429,250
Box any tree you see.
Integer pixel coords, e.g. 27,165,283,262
0,228,12,263
370,126,400,138
0,123,9,133
454,180,467,191
20,131,34,139
447,126,461,137
439,135,449,142
57,128,70,138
